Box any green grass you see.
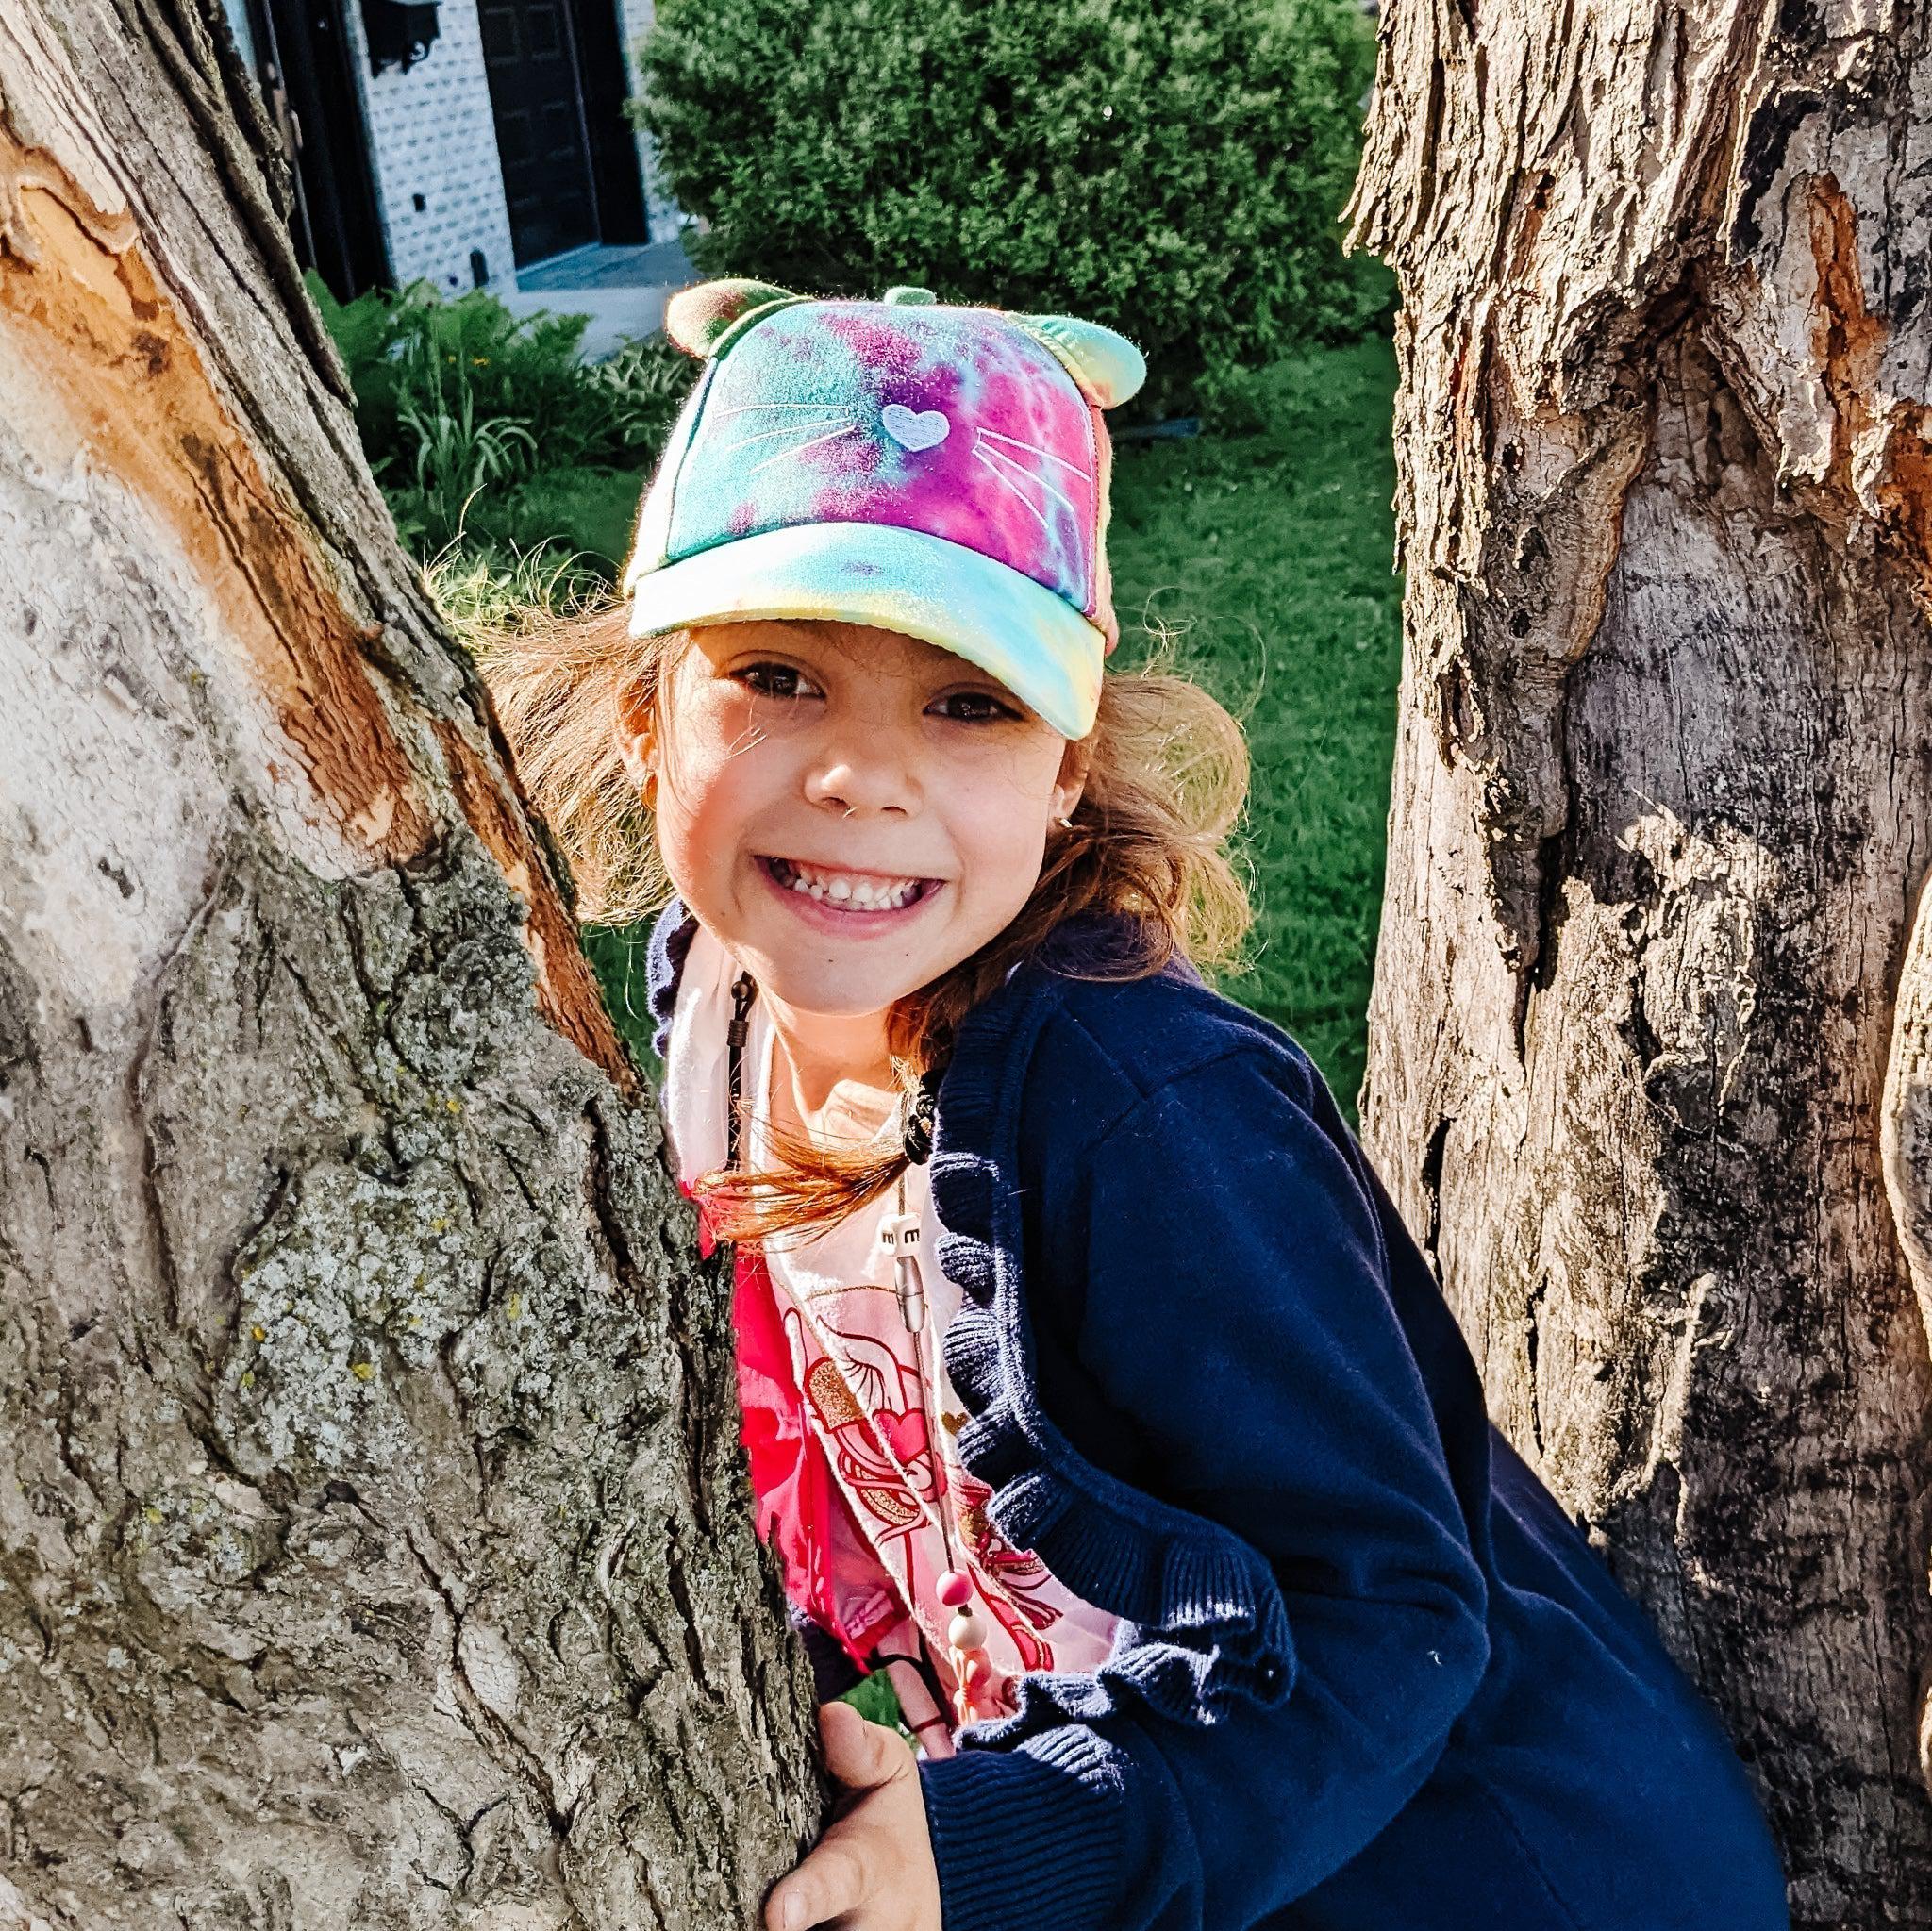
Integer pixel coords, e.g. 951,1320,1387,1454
470,464,646,572
1108,335,1403,1121
581,924,665,1081
508,337,1403,1124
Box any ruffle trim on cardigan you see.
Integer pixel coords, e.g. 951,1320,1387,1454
640,897,1296,1745
927,955,1294,1749
646,897,702,1061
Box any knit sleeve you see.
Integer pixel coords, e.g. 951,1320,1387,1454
917,1045,1492,1931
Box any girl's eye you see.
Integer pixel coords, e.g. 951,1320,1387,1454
930,689,1020,723
733,661,822,700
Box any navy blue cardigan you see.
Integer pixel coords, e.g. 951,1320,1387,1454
646,903,1790,1931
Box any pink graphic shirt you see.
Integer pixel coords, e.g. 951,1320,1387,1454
660,924,1121,1755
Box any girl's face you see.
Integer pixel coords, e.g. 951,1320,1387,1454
626,619,1088,1023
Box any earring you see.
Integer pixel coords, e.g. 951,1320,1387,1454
1057,812,1074,829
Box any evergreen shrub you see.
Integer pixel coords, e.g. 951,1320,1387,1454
635,0,1391,415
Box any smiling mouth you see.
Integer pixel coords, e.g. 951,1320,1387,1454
758,856,941,912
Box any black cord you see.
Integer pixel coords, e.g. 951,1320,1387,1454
730,965,945,1171
725,970,757,1172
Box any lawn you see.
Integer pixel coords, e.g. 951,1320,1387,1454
1108,336,1404,1122
530,335,1403,1123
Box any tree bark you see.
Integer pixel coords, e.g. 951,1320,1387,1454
0,0,820,1923
1345,1,1932,1921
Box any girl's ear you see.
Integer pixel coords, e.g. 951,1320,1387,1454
663,278,803,358
1052,733,1094,824
615,675,657,795
1011,314,1147,410
617,728,655,798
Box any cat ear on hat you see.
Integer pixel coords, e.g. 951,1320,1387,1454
1012,313,1147,409
663,278,801,358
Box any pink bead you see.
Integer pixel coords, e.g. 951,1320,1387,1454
964,1656,991,1687
936,1569,973,1607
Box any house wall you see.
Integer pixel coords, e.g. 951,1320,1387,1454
338,0,519,295
610,0,684,241
225,0,684,300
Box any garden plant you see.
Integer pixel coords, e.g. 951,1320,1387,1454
633,0,1392,417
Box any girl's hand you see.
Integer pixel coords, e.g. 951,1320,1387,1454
764,1699,942,1931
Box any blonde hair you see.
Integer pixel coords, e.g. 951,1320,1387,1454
475,600,1253,1242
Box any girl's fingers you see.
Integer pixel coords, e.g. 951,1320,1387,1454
765,1831,869,1931
818,1698,908,1792
760,1705,916,1926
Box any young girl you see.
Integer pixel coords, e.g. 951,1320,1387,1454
483,280,1791,1931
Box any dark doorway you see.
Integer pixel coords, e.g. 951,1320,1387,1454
566,0,647,247
476,0,603,266
476,0,647,267
250,0,390,300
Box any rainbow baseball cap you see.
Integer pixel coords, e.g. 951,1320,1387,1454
619,280,1146,740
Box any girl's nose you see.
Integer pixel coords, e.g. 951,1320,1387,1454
803,732,922,818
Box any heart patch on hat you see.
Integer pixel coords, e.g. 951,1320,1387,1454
880,402,951,451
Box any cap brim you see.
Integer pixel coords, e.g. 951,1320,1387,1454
626,522,1102,739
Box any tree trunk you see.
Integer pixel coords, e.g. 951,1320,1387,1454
1345,1,1932,1921
0,0,821,1923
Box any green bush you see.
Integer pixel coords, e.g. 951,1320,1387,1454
635,0,1391,416
466,466,647,570
309,273,692,557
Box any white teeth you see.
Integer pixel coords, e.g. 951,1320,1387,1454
773,858,924,910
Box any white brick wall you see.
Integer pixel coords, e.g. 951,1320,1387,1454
340,0,519,295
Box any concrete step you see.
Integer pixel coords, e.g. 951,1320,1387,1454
498,236,696,359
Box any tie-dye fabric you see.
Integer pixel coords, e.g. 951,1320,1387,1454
621,283,1145,741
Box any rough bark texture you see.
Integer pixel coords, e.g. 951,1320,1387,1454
0,0,821,1923
1345,1,1932,1922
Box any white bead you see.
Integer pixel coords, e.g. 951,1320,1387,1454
947,1609,987,1651
877,1211,921,1257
